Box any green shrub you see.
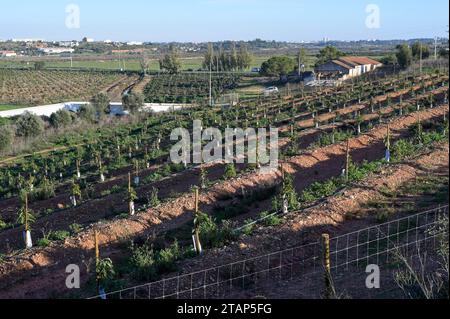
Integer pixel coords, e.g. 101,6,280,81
275,173,299,211
214,220,237,246
148,187,160,207
50,109,72,129
196,212,236,248
260,211,282,227
69,223,83,234
348,160,382,182
110,185,123,194
129,244,157,281
299,178,342,203
242,219,255,236
0,125,13,152
96,258,115,286
48,230,70,241
15,112,44,137
37,238,51,247
156,240,181,272
197,211,218,246
79,104,97,123
391,139,417,161
224,163,237,179
32,178,56,200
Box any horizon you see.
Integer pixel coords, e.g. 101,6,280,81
2,37,448,44
1,0,448,43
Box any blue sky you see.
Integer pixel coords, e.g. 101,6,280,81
1,0,448,42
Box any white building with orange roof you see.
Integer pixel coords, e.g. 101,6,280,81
315,56,383,81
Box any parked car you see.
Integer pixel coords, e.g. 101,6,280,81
263,86,279,96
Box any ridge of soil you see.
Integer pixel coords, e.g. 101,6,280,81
0,103,447,298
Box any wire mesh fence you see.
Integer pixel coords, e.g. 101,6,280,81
90,205,448,299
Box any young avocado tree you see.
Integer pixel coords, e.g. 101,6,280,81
148,187,160,208
255,136,261,170
314,116,320,129
96,257,115,294
27,174,35,192
224,162,237,180
355,113,364,135
192,187,203,255
127,173,137,215
71,180,82,207
273,166,299,214
96,153,105,182
385,123,391,163
144,147,151,169
17,193,35,249
429,93,434,108
134,160,140,187
280,171,299,214
415,117,424,144
94,231,115,295
199,163,208,189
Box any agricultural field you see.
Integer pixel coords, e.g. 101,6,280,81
0,104,26,111
0,69,128,106
142,73,241,103
0,65,448,299
0,55,271,73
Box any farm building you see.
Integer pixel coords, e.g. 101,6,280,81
0,51,17,57
315,56,382,81
38,47,75,55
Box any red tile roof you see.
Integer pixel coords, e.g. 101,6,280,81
339,56,382,66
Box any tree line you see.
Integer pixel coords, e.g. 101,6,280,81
202,43,252,72
382,41,449,69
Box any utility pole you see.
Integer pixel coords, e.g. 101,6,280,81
209,57,212,106
434,37,438,61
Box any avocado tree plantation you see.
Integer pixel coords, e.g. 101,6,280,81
0,65,448,299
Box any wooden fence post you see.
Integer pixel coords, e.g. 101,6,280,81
94,230,100,290
386,123,391,162
24,193,28,232
345,139,350,182
322,234,332,299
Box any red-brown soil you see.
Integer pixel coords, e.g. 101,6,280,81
0,102,447,298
